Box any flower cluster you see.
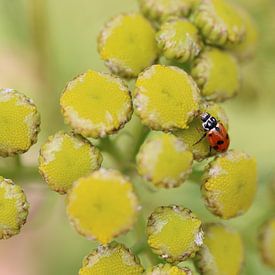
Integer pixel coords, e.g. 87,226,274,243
0,0,264,274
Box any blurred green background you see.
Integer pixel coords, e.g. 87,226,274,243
0,0,275,274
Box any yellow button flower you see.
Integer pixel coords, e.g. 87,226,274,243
139,0,193,23
191,48,240,102
191,0,246,47
0,88,40,157
134,65,200,131
202,150,257,219
196,223,244,275
60,70,133,138
136,132,193,188
259,218,275,269
0,177,29,239
157,19,202,63
39,132,102,194
98,13,158,78
147,205,203,263
66,169,139,244
173,101,229,161
79,242,144,275
145,263,192,275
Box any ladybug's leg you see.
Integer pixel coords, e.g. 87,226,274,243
193,133,207,146
196,127,204,133
209,146,212,154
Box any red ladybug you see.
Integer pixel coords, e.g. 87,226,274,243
194,112,230,153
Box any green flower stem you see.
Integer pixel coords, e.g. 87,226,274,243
188,168,204,183
0,165,40,182
131,125,150,162
98,136,125,164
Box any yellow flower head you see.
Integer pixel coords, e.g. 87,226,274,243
191,48,240,102
0,88,40,157
66,169,139,244
60,70,133,138
145,263,192,275
230,6,258,61
98,13,158,78
0,177,29,239
202,150,257,219
147,205,203,263
139,0,193,24
191,0,246,47
134,65,200,131
136,132,193,188
173,101,229,161
157,19,202,63
79,242,144,275
196,223,244,275
39,132,102,194
259,217,275,269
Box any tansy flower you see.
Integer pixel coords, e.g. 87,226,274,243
202,150,257,219
98,13,158,78
136,132,193,188
196,223,244,275
147,205,203,263
60,70,133,138
133,65,200,131
145,263,192,275
79,242,144,275
156,18,202,63
0,177,29,239
191,0,246,47
66,169,139,244
39,132,102,194
191,48,240,102
0,88,40,157
138,0,193,24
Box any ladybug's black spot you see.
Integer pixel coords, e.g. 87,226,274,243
217,140,224,145
208,133,213,137
213,145,219,150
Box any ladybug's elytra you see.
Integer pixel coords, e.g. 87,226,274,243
194,112,230,153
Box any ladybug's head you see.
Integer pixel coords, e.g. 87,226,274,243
200,112,211,122
200,112,217,131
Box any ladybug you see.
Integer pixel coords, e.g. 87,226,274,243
194,112,230,153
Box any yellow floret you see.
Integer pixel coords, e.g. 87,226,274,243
0,177,29,239
202,150,257,219
157,19,202,63
39,132,102,194
0,88,40,157
259,218,275,269
191,0,246,47
173,101,229,161
79,242,144,275
66,169,139,244
60,70,133,138
147,205,203,263
134,65,200,131
98,13,158,78
136,132,193,188
139,0,193,23
145,263,192,275
196,223,244,275
191,48,240,102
